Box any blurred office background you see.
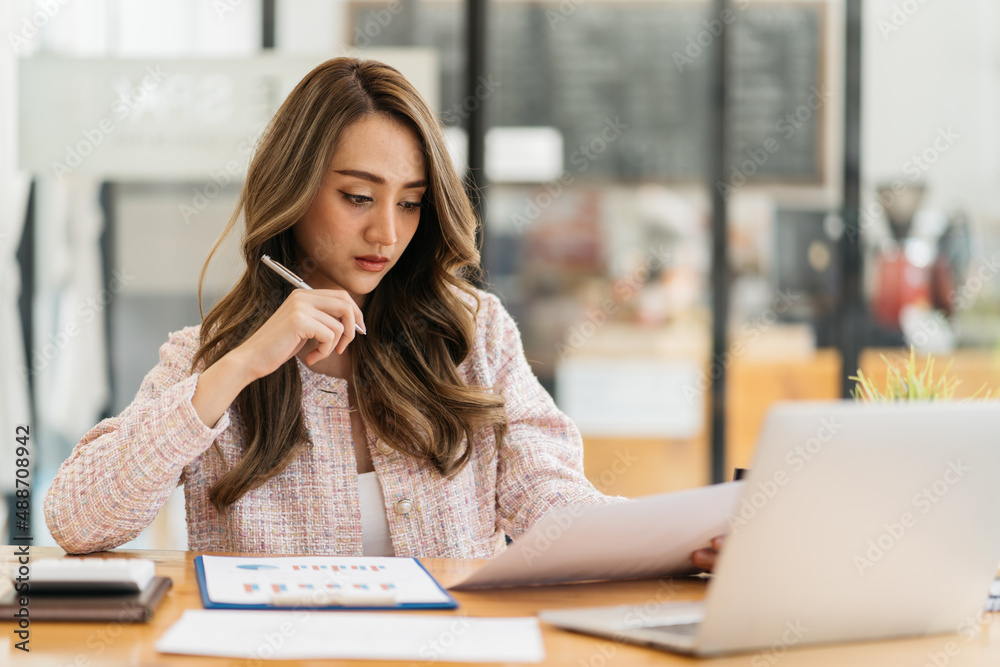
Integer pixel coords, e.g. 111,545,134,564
2,0,999,549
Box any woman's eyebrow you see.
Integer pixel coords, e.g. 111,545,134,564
334,169,427,189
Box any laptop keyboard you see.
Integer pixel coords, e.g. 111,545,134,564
639,622,701,638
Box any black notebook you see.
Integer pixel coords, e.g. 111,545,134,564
0,576,172,622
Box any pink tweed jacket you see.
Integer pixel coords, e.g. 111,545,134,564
44,290,619,556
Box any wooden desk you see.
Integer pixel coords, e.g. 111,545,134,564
4,546,1000,666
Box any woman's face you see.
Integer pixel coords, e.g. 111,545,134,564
294,114,428,306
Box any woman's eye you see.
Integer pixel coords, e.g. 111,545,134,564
400,201,421,214
342,193,371,206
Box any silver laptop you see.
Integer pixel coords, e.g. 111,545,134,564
540,401,1000,656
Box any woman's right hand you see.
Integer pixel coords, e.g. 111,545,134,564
191,288,365,428
691,535,725,572
233,288,366,382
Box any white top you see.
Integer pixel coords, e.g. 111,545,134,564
358,472,394,556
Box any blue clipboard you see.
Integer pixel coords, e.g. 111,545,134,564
194,556,458,611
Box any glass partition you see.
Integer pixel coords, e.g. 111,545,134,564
11,0,992,549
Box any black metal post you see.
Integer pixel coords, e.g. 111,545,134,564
98,183,116,420
17,180,36,427
9,180,36,544
708,0,730,484
465,0,487,278
262,0,276,50
839,0,864,396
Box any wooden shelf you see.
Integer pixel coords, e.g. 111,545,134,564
726,348,842,470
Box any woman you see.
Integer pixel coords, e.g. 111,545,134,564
44,57,722,567
43,58,609,557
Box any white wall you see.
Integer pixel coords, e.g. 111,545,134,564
863,0,1000,225
4,0,265,547
277,0,346,54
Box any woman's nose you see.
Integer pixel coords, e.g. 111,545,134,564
365,203,398,246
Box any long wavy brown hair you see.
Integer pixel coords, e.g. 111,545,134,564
193,58,508,511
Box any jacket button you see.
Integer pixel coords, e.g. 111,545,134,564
394,499,413,515
375,439,394,456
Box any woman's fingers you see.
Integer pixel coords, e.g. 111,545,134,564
289,289,359,341
351,301,367,335
306,289,366,338
332,304,360,346
309,310,349,359
691,548,716,571
692,535,725,572
309,288,366,335
239,288,366,379
303,311,342,365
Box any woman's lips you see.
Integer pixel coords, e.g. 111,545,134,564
355,256,389,272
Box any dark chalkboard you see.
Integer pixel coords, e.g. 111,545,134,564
351,1,826,184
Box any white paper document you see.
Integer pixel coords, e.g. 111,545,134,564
156,610,545,662
452,482,743,589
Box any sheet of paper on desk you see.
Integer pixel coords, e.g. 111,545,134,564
156,610,544,662
452,481,744,589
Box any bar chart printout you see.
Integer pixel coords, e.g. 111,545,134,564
198,555,454,607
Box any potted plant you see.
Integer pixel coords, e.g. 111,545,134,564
850,346,996,402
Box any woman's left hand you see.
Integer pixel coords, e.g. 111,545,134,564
691,535,725,572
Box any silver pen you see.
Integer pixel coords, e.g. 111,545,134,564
261,254,366,335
